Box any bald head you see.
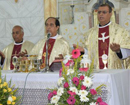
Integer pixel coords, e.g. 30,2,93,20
13,25,24,33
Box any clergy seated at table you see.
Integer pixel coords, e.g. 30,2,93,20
74,4,130,69
30,17,70,69
0,25,34,70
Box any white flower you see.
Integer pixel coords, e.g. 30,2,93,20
57,77,64,86
80,95,89,102
57,87,64,96
67,69,74,75
63,59,69,64
8,96,13,102
78,90,88,96
82,76,92,88
51,95,60,104
70,87,78,94
90,102,97,105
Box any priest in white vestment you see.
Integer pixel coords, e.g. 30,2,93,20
0,25,34,70
74,4,130,69
30,17,70,69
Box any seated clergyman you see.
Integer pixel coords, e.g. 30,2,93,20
0,25,34,70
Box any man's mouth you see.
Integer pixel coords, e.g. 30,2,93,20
99,17,104,20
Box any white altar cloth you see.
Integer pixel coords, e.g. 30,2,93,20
1,69,130,105
93,69,129,105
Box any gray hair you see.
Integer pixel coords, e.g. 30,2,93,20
13,25,24,34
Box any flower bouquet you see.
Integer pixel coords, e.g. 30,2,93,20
0,71,21,105
48,49,108,105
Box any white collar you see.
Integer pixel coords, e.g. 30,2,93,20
99,21,111,28
50,34,58,39
14,40,24,45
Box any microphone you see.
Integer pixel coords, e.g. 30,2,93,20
47,32,51,39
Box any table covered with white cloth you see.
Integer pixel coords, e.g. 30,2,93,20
1,69,130,105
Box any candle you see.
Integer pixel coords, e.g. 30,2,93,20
71,0,73,5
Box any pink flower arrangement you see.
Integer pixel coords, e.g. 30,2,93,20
48,49,108,105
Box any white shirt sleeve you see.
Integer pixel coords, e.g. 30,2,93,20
121,48,130,59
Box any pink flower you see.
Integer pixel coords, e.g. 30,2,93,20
59,68,63,77
79,75,84,80
65,60,74,66
48,90,57,101
72,77,79,86
79,68,88,72
99,102,108,105
64,82,69,88
48,92,54,101
90,89,97,95
67,91,76,96
81,85,86,90
72,49,81,59
67,96,76,105
97,97,102,103
52,90,57,95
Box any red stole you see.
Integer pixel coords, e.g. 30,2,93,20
98,26,110,69
10,44,22,69
40,39,56,69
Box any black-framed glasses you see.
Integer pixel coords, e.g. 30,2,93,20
98,11,109,14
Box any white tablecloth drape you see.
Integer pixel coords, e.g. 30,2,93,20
93,69,129,105
2,69,130,105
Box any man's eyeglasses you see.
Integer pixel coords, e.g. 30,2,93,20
98,11,109,14
45,23,54,27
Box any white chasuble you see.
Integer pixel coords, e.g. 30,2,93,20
30,35,70,66
3,41,34,70
85,22,130,69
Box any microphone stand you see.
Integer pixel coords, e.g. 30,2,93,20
44,33,53,72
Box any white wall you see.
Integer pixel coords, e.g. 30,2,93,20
0,0,44,50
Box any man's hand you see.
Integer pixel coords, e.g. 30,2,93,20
110,43,120,53
73,44,84,52
55,54,63,59
54,54,63,63
18,49,27,57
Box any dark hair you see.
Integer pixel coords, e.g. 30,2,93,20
45,17,60,27
99,4,112,13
